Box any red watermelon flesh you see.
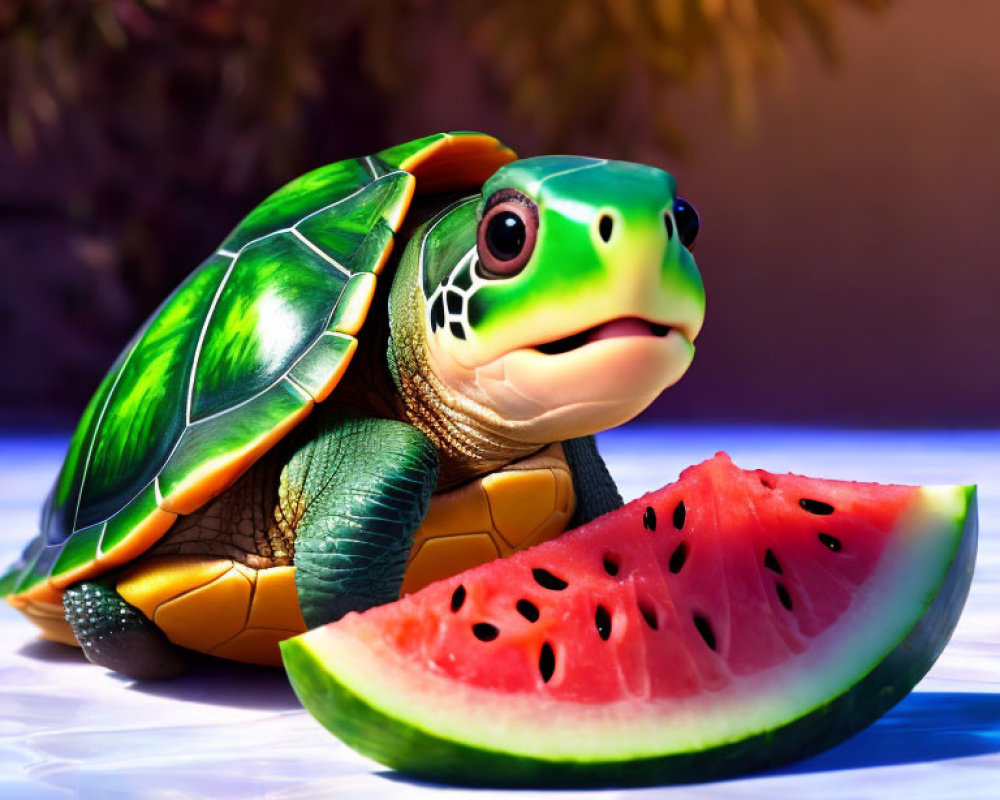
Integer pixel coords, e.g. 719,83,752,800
355,454,915,700
282,453,976,787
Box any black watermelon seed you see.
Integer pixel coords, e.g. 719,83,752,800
450,585,466,612
472,622,499,642
602,554,620,576
776,582,793,611
693,614,716,651
532,568,568,591
799,498,834,516
539,642,556,683
449,321,467,340
640,603,659,630
760,477,775,489
643,506,657,531
516,599,540,622
818,532,842,552
668,541,689,574
672,501,686,530
764,549,782,574
595,605,612,640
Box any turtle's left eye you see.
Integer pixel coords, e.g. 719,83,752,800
672,198,700,250
477,190,538,279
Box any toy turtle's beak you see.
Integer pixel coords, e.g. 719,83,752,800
574,208,705,346
533,317,683,356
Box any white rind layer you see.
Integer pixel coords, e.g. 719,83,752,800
290,484,973,763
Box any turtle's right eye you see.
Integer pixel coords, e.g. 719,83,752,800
477,190,538,279
486,212,526,261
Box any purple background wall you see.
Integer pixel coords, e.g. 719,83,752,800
2,0,997,427
643,1,1000,426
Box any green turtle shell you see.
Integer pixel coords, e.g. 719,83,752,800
4,132,516,605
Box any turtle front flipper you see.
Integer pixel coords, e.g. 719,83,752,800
63,579,187,680
288,415,438,628
562,435,624,527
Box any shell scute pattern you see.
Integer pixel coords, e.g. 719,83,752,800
219,158,375,253
8,164,414,600
4,131,518,606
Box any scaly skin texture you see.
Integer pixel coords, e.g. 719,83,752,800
401,156,706,453
389,241,542,489
64,580,186,681
287,414,439,628
4,133,704,676
400,443,577,596
145,454,290,569
561,436,622,527
386,157,706,487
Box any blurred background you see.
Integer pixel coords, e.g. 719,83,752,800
0,0,997,429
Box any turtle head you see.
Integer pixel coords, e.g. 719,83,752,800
411,156,706,443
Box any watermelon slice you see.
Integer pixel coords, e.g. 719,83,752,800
281,453,977,787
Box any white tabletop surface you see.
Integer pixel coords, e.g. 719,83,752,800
1,425,997,800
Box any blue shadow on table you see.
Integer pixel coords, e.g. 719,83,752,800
374,692,1000,790
18,638,89,665
769,691,1000,775
126,654,300,711
18,638,299,711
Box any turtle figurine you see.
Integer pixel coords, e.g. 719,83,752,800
1,132,705,679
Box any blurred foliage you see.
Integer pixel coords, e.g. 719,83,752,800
0,0,887,308
368,0,890,149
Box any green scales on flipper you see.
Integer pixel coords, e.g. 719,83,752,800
3,132,706,679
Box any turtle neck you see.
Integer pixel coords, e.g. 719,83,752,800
386,254,541,491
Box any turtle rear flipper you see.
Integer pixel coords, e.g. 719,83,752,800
64,580,187,680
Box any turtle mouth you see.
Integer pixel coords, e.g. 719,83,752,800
534,318,673,356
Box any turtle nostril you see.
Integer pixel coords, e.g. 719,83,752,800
598,215,614,243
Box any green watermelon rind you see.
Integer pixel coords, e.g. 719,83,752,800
281,485,976,788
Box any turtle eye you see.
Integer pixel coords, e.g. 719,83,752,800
671,198,700,250
477,191,538,278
